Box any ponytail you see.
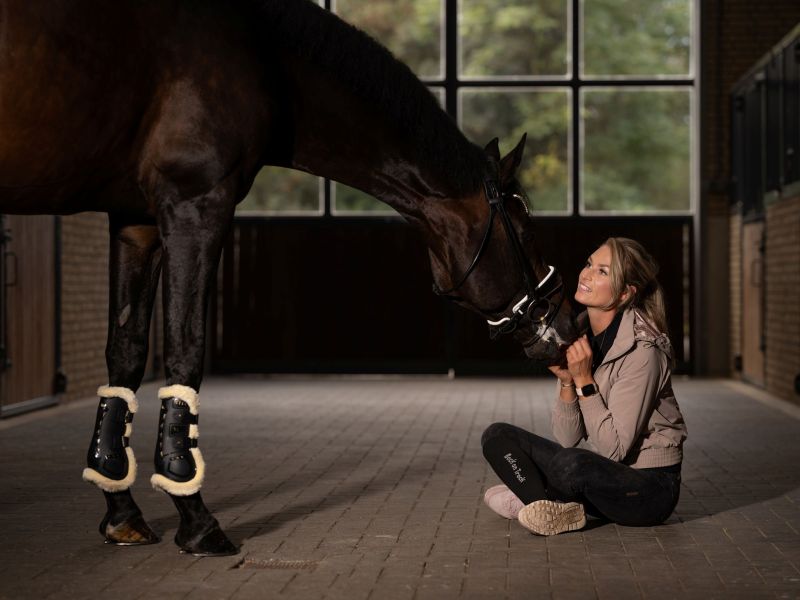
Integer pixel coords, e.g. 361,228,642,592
604,237,669,336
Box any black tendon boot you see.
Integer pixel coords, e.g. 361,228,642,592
83,386,138,492
152,386,235,556
151,385,205,496
84,386,159,545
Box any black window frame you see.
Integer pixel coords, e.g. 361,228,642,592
236,0,698,221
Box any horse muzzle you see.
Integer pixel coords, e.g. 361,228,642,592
516,309,580,364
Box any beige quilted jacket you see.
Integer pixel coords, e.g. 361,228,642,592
551,308,687,468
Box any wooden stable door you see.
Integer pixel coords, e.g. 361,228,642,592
741,221,765,387
0,215,58,415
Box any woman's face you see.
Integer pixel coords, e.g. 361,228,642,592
575,244,616,309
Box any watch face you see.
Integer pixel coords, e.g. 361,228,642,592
579,384,597,397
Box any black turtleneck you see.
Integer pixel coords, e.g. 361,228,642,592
588,310,623,373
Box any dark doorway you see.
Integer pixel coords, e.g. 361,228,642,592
212,217,692,376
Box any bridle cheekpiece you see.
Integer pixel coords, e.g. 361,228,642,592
432,177,564,342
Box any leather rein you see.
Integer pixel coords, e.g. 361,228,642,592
432,178,564,341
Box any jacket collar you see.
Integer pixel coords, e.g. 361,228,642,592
593,308,674,368
599,308,636,366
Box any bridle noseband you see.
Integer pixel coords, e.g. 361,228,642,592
432,178,564,341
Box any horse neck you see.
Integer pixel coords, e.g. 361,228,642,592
273,56,484,223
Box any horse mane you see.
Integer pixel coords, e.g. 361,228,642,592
243,0,488,196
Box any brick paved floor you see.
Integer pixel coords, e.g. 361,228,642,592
1,377,799,600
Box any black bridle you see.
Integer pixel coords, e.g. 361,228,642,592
432,178,564,340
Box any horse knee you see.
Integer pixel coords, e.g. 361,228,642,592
481,422,513,448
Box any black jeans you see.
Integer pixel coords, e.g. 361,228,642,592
481,422,681,526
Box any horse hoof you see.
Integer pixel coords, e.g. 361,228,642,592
102,514,161,546
176,522,239,557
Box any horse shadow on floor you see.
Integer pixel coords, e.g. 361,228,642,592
125,441,800,544
143,453,461,545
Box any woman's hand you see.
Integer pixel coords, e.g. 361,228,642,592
548,362,577,403
566,335,594,386
547,364,573,384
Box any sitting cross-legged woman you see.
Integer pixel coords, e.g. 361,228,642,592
481,237,687,535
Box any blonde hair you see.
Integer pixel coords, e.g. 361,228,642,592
603,237,669,336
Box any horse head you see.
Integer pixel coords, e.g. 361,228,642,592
427,134,578,365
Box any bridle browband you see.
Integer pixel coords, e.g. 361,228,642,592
432,178,564,340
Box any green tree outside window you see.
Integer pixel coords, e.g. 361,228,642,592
460,0,569,78
582,0,692,77
236,0,694,217
583,89,691,212
461,89,570,213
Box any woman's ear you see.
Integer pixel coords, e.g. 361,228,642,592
620,284,637,304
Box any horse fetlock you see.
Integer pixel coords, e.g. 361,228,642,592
151,385,205,496
82,385,138,492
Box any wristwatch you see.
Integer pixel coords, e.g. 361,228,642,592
575,383,598,397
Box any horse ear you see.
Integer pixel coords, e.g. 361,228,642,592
499,133,527,184
484,138,501,161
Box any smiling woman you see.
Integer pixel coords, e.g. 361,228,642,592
481,237,687,535
575,244,617,312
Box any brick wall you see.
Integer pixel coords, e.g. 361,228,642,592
700,1,800,376
60,213,110,402
765,195,800,405
703,1,800,193
705,2,800,404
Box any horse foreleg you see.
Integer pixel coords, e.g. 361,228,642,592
83,220,162,545
152,188,238,556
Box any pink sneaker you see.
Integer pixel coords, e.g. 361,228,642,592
483,484,525,519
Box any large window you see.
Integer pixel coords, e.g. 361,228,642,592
236,0,696,217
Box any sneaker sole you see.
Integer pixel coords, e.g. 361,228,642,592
518,500,586,535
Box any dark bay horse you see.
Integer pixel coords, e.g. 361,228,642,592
0,0,577,555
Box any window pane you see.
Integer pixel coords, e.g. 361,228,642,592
582,89,691,213
236,167,322,214
460,89,570,213
332,184,398,215
333,0,443,79
582,0,692,77
459,0,568,78
333,88,444,215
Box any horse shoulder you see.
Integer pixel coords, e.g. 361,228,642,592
137,71,269,203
